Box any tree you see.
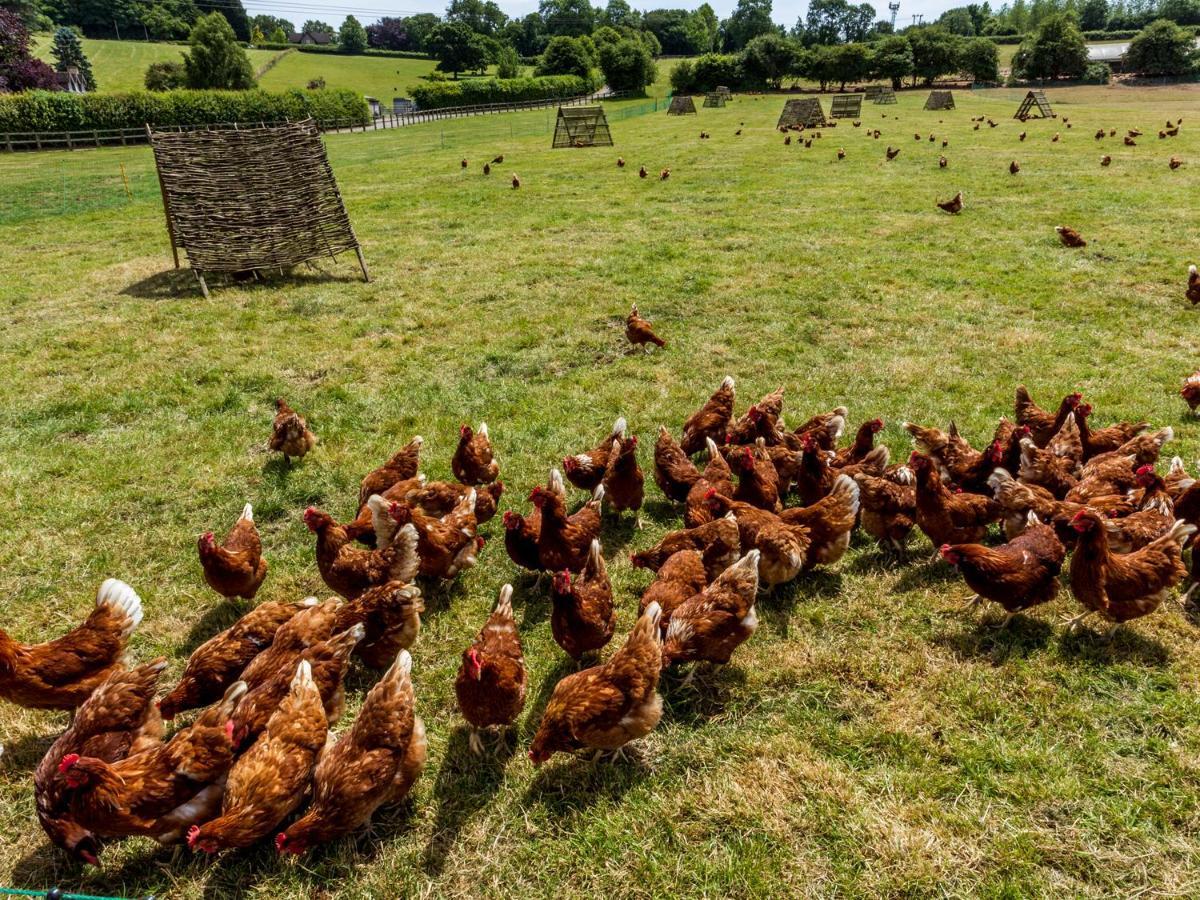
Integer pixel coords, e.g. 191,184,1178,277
540,0,596,36
599,37,655,91
1013,13,1088,78
367,17,410,49
0,0,42,28
339,16,367,53
1079,0,1109,29
537,34,594,77
843,3,876,41
742,32,799,87
1124,18,1198,73
405,13,442,50
196,0,249,41
959,35,1000,80
301,20,335,36
600,0,635,27
643,9,698,55
938,7,977,34
250,14,293,37
804,0,849,45
0,8,56,91
426,21,488,77
144,59,186,90
1158,0,1200,25
687,3,721,52
504,13,549,55
723,0,776,50
871,33,913,87
269,26,287,44
50,26,96,90
907,26,963,85
183,12,254,89
446,0,509,34
828,41,872,89
496,44,522,76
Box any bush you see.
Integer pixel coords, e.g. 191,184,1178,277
0,9,57,92
1081,61,1112,83
408,74,595,109
959,36,1000,82
598,39,655,94
184,12,255,90
1125,19,1199,76
307,76,326,89
689,53,743,92
496,45,522,79
1013,14,1088,80
536,36,595,79
145,60,187,91
0,88,370,133
669,58,696,93
338,16,368,54
741,33,800,89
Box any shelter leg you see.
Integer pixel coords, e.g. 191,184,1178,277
356,247,371,283
196,272,210,299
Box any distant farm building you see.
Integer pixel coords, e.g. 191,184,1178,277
288,30,334,45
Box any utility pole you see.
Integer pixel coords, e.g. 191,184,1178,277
888,2,900,29
113,17,121,40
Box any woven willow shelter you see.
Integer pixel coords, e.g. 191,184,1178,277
148,119,366,297
924,90,955,110
667,95,697,115
703,92,726,108
551,106,613,147
777,98,827,129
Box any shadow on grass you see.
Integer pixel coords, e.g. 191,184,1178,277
523,751,645,814
523,656,578,733
121,266,362,301
893,557,961,593
421,726,515,875
660,663,748,725
933,612,1055,663
757,569,843,638
1056,624,1170,668
179,599,253,658
1,723,62,772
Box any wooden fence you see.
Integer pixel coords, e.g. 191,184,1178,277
0,90,628,153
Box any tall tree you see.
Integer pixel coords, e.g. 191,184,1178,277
250,14,293,37
1125,17,1198,72
301,19,335,36
426,21,487,77
804,0,849,45
1012,13,1088,78
50,26,96,89
183,11,254,89
723,0,776,50
0,8,56,91
742,32,799,86
540,0,596,36
907,25,963,84
871,33,913,87
339,15,367,53
600,0,634,27
196,0,248,41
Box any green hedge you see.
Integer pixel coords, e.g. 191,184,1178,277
409,74,596,109
0,87,370,133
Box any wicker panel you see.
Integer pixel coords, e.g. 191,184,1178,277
148,119,362,279
777,98,827,128
924,90,955,110
667,95,697,115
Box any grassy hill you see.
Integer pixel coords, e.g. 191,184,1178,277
2,86,1200,898
257,52,460,102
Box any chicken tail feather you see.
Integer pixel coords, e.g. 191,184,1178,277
96,578,143,635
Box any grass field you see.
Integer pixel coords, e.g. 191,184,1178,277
2,84,1200,898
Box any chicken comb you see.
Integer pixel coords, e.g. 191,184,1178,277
58,753,80,773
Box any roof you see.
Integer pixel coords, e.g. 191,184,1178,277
287,30,333,44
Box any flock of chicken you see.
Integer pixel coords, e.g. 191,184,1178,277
5,362,1200,868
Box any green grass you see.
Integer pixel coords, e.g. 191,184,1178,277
32,36,282,93
2,85,1200,898
257,52,480,102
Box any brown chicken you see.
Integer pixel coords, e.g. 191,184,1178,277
1188,266,1200,305
564,417,626,492
189,660,327,853
854,469,916,552
404,479,502,525
455,584,526,755
1067,511,1194,638
532,482,604,572
793,433,836,506
727,387,785,446
529,602,664,765
358,436,423,508
788,406,848,452
1170,156,1183,170
626,304,666,350
388,492,480,580
1056,225,1087,247
333,580,424,669
653,424,701,503
939,155,948,168
704,490,809,588
1014,387,1081,448
1103,466,1174,553
232,624,363,745
910,452,998,548
988,468,1065,540
685,437,736,527
638,549,709,622
639,165,647,178
1085,426,1172,473
36,659,167,865
731,441,781,512
306,507,419,599
630,515,741,581
1181,370,1200,413
550,541,615,663
1018,437,1079,499
236,597,341,691
941,512,1066,626
1074,403,1150,458
452,422,499,485
198,503,267,600
503,470,565,573
661,550,760,672
833,418,883,468
779,474,860,568
1010,160,1020,175
1101,154,1112,166
937,191,963,214
1,579,142,710
276,649,426,854
158,598,317,720
269,398,317,463
886,146,900,160
681,375,736,455
603,434,645,525
60,681,243,844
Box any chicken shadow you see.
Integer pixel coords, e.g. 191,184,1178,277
1056,625,1170,668
844,543,915,576
121,265,361,301
660,663,748,725
179,599,255,658
932,613,1055,663
421,726,515,876
9,840,177,900
523,751,646,814
597,512,642,556
517,575,552,630
893,558,962,593
523,656,578,732
418,576,472,617
0,721,64,772
756,570,843,638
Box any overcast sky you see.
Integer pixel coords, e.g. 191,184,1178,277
244,0,954,32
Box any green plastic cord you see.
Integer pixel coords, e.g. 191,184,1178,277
0,888,147,900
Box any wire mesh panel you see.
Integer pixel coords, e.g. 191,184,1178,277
667,95,697,115
703,93,726,108
716,86,732,100
1015,90,1055,119
864,85,883,100
148,119,366,296
874,87,897,104
777,98,827,128
924,90,955,110
830,94,863,118
551,106,613,147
